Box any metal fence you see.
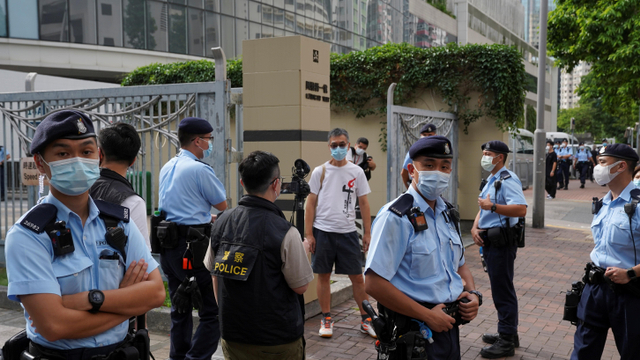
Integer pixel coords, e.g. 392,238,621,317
386,83,459,206
0,81,231,265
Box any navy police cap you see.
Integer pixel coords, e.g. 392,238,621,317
178,117,213,134
599,143,639,161
481,140,511,154
30,110,96,155
419,123,437,134
409,135,453,159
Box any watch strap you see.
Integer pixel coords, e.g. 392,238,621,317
628,268,637,280
468,290,483,306
88,290,104,314
490,204,496,213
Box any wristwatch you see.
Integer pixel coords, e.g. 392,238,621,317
468,290,483,306
490,203,497,213
628,268,637,280
88,289,105,314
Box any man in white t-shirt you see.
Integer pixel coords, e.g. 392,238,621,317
305,128,375,339
90,122,150,250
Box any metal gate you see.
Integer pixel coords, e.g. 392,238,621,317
386,83,459,206
0,80,233,264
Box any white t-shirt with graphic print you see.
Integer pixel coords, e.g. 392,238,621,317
309,161,371,233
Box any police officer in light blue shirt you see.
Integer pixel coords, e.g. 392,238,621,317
471,140,527,359
573,142,595,189
158,117,227,360
0,144,9,201
571,144,640,360
400,123,437,189
366,135,481,360
557,138,572,190
4,110,165,359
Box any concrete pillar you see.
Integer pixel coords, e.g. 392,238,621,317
455,0,469,45
243,36,331,304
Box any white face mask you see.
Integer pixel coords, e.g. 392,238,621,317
593,161,623,185
355,147,365,156
546,146,551,152
481,155,498,172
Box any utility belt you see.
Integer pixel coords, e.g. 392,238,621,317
480,221,525,249
582,262,640,297
374,299,469,360
1,331,149,360
150,211,211,269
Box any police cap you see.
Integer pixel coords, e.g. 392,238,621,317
481,140,511,154
562,138,568,142
598,143,639,161
178,117,213,134
419,123,437,134
409,135,453,159
30,110,96,155
579,142,585,146
555,139,562,144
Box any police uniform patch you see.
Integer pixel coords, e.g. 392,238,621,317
212,242,258,281
20,203,58,233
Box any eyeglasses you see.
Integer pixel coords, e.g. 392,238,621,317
199,136,214,141
329,143,348,149
270,176,282,185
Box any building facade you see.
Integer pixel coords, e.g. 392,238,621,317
560,61,590,109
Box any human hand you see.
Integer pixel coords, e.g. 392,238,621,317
458,292,479,321
605,266,631,284
550,171,554,177
306,235,316,254
362,233,371,252
119,259,149,288
211,214,217,223
471,227,485,246
425,304,455,332
478,195,493,211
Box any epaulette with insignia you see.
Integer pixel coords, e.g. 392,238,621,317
195,159,212,168
94,199,130,223
20,204,57,233
389,194,414,217
499,170,512,181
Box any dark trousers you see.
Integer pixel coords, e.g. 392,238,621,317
546,174,556,198
556,161,565,188
571,283,640,360
561,161,570,188
483,242,518,335
577,162,589,184
0,164,5,199
161,240,220,360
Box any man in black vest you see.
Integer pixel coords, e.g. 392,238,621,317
205,151,314,360
90,122,150,250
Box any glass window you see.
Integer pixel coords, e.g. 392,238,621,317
0,0,8,37
249,1,260,22
220,15,234,59
8,0,38,39
123,0,146,49
273,0,283,8
284,10,294,31
273,7,284,28
169,4,186,54
188,0,203,8
249,21,260,39
304,16,313,36
220,0,233,15
205,11,219,55
295,15,303,33
188,7,203,56
261,24,273,38
315,1,327,22
98,0,122,46
39,0,68,42
274,27,283,37
262,5,273,25
260,0,272,5
169,0,186,4
235,0,247,19
146,1,168,52
69,0,96,44
235,18,246,57
204,0,217,11
295,0,303,15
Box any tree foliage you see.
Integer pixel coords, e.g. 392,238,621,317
120,59,244,87
548,0,640,118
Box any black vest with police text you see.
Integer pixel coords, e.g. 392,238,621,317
211,195,302,345
90,168,140,205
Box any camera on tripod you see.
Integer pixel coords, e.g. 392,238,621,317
280,159,311,198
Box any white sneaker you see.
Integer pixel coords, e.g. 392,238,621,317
361,317,377,338
319,317,333,337
546,194,553,199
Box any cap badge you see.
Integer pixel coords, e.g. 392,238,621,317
77,118,87,134
444,143,450,154
486,143,491,150
599,146,606,154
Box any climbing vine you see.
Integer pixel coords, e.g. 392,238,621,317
122,43,527,137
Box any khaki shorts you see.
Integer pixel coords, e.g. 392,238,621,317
221,337,304,360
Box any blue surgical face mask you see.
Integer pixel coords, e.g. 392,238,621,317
416,170,451,200
331,146,349,161
41,156,100,196
198,139,213,159
634,179,640,188
553,145,558,149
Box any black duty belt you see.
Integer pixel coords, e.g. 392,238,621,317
28,338,126,360
177,223,211,238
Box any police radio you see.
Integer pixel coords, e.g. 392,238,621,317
48,221,74,256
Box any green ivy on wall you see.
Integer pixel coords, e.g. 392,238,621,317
122,42,527,138
330,42,527,134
